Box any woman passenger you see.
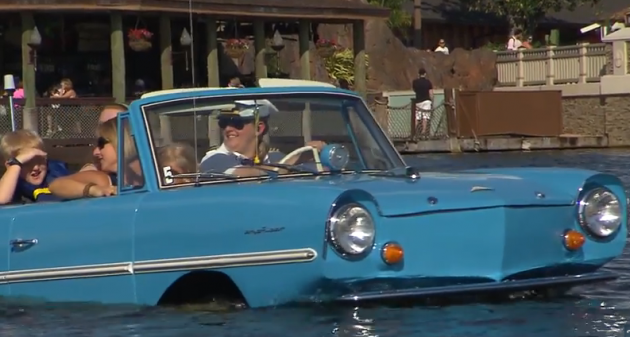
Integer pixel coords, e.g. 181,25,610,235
49,118,140,199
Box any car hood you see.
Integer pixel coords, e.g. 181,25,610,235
284,172,576,217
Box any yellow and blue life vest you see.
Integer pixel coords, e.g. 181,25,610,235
14,159,70,202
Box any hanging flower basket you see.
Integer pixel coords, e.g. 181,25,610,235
316,39,338,58
224,39,249,59
128,28,153,52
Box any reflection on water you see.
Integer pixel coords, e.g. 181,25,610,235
1,149,630,337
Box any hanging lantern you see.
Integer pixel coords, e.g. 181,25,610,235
28,26,42,48
179,28,192,71
271,30,284,52
180,27,192,46
28,26,42,71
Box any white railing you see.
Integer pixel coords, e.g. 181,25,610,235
496,43,608,86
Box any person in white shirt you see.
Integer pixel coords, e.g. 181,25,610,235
506,30,523,51
199,100,325,176
434,39,449,55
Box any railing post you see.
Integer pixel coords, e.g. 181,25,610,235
545,45,555,86
373,95,389,135
516,50,524,87
612,40,628,75
578,43,588,83
410,98,417,139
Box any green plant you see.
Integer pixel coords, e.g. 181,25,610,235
484,41,507,51
367,0,411,31
324,48,369,85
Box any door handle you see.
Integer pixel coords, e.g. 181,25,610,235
10,238,38,252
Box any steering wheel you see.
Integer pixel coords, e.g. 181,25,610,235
279,146,323,172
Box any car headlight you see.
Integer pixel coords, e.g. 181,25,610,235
328,203,375,256
578,187,622,238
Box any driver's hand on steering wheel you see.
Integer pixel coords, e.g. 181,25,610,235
306,140,327,152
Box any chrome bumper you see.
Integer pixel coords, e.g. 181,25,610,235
336,272,617,302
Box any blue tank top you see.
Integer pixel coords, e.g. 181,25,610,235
109,173,118,186
14,159,70,202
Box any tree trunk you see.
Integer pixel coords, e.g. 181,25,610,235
413,0,422,48
507,15,517,36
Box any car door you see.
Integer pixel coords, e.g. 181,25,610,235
0,204,20,296
7,193,142,304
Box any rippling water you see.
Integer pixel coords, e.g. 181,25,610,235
3,149,630,337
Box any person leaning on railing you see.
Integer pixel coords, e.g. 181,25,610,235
80,103,128,172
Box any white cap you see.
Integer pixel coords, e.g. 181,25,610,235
218,99,278,119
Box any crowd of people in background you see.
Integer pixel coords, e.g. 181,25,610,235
427,31,537,54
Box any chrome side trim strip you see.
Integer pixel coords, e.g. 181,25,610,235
0,248,317,284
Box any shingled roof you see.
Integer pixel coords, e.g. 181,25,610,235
404,0,628,25
2,0,389,20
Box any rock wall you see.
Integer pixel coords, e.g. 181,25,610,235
316,20,498,91
563,95,630,146
226,19,498,92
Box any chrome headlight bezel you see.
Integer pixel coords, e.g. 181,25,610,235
578,186,623,239
327,203,376,258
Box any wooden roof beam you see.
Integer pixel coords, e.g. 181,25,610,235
1,0,389,20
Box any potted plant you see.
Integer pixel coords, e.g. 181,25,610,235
323,48,369,86
224,39,249,59
315,39,338,58
128,28,153,52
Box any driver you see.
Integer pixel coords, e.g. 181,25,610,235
199,100,324,176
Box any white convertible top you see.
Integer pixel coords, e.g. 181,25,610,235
141,79,336,100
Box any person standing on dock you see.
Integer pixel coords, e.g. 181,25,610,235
412,68,433,138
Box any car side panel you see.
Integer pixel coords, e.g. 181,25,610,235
131,185,334,307
0,204,19,296
7,196,140,304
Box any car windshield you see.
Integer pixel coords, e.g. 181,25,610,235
141,91,405,187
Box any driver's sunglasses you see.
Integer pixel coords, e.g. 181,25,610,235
218,117,252,130
96,137,110,149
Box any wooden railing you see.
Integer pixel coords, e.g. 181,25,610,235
496,43,608,86
0,97,118,138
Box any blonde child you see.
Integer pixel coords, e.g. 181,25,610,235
0,130,70,204
158,142,197,185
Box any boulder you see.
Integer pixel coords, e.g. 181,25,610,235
316,19,498,91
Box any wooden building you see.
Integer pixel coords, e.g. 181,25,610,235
0,0,388,131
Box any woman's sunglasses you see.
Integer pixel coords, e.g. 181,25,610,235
218,117,252,130
96,137,110,149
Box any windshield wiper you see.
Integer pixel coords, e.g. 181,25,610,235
369,166,420,179
171,171,239,183
238,159,322,179
257,162,322,174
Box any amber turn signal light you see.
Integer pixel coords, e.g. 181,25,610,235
564,230,585,251
381,242,404,265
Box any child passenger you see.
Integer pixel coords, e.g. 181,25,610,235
0,130,69,204
158,142,197,185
